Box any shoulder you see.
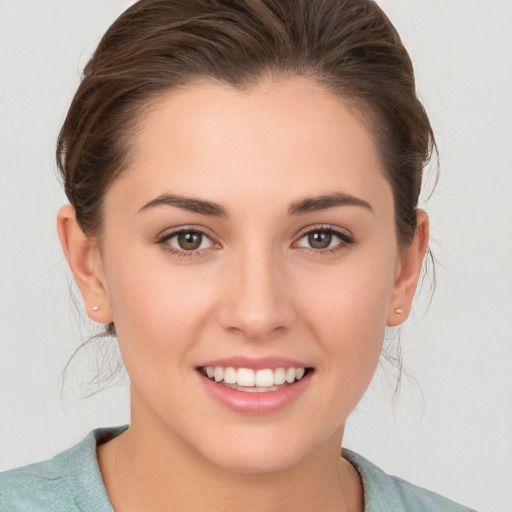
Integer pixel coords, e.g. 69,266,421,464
0,452,71,511
0,444,81,511
343,449,479,512
0,427,125,512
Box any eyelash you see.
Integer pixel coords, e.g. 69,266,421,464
293,225,354,254
157,225,354,258
157,227,219,258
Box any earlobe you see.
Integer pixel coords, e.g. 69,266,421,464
387,210,430,327
56,205,113,324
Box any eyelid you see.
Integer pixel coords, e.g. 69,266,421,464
292,224,354,251
156,225,221,256
294,224,354,242
156,224,218,241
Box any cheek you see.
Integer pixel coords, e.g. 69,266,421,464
300,251,394,331
102,248,220,366
295,251,396,386
103,262,223,412
309,284,387,372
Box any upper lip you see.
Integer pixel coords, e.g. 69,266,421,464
197,356,311,371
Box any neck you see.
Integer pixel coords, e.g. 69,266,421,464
97,406,363,512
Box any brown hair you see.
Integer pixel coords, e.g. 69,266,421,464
57,0,435,245
57,0,435,342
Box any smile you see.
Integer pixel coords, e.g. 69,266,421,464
197,362,314,413
199,366,309,392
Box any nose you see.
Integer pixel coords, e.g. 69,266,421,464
217,245,295,342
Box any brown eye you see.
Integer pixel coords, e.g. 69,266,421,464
295,228,352,252
162,229,215,253
177,231,203,250
307,231,332,249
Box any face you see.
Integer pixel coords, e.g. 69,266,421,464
67,77,424,473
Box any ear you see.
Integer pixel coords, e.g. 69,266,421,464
387,210,430,326
57,205,113,324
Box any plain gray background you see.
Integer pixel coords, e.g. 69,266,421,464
1,1,511,511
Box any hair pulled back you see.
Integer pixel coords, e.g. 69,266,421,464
57,0,435,247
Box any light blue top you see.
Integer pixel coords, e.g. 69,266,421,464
0,426,477,511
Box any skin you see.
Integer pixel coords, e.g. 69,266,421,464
58,77,429,512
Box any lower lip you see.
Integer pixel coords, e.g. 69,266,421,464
198,371,313,414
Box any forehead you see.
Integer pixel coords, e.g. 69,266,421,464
110,77,392,216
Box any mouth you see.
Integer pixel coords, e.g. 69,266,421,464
198,366,314,393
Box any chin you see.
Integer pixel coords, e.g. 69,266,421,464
197,426,328,475
210,447,302,475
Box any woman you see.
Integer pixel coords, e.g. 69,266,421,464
0,1,480,510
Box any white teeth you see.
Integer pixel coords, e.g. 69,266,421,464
214,367,224,382
285,367,296,384
223,367,237,384
255,369,274,387
273,368,286,385
203,365,308,388
237,368,255,387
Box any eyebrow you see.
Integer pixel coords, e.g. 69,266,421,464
288,192,373,216
138,191,372,217
138,194,227,217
